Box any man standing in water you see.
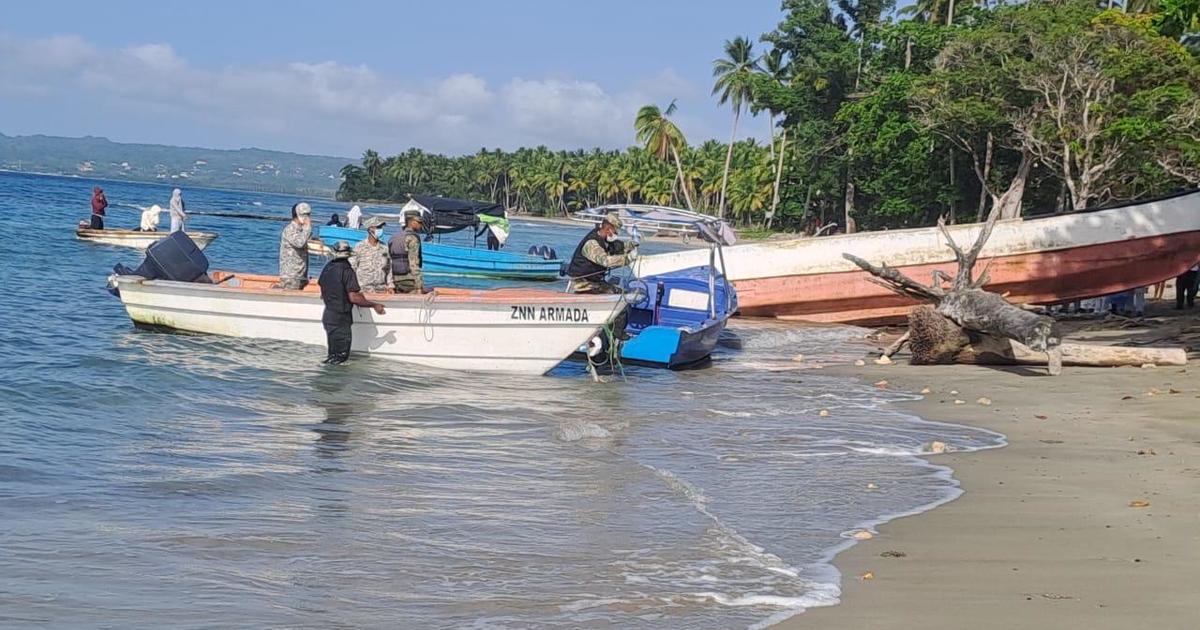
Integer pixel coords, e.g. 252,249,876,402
319,241,386,364
390,210,426,294
278,202,312,290
565,212,638,294
352,216,392,292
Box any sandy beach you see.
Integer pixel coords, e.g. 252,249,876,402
780,303,1200,629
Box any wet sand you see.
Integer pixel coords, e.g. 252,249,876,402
780,305,1200,629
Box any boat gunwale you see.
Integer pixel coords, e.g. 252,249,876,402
116,273,623,305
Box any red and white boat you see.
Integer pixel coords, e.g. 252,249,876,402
635,190,1200,324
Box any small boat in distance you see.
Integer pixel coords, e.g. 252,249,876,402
76,228,218,251
635,189,1200,324
110,272,624,375
310,225,564,281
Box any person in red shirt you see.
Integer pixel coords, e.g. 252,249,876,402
90,187,108,229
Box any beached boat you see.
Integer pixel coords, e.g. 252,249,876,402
76,228,218,250
581,265,736,369
110,272,623,374
634,190,1200,324
309,226,564,281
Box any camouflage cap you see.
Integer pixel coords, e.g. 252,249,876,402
363,215,387,230
330,240,353,259
295,202,313,217
601,212,623,230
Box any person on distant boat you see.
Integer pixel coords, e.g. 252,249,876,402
476,213,510,251
137,205,163,232
169,188,187,233
352,216,392,292
565,212,638,294
346,204,363,229
319,240,386,365
278,202,313,290
89,186,108,229
327,213,344,227
390,210,425,294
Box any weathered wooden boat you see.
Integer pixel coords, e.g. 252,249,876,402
579,265,736,369
110,272,624,375
309,226,563,281
635,190,1200,324
76,228,218,250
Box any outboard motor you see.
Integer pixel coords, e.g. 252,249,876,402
110,231,211,296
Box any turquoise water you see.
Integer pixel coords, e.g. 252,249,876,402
0,171,1003,629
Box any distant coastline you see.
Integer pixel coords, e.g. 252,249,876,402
0,168,337,201
0,133,351,198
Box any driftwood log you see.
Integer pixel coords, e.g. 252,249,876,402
846,208,1184,375
906,306,1187,367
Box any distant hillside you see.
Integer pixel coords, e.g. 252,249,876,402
0,133,352,197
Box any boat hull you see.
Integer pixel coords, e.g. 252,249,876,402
636,192,1200,324
77,229,217,251
114,273,623,374
618,319,728,368
310,228,562,280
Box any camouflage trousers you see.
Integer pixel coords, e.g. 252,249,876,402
393,277,420,294
278,276,308,290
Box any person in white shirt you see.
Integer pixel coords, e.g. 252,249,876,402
346,204,363,229
139,205,163,231
169,188,187,233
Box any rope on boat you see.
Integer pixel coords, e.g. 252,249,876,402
419,290,438,341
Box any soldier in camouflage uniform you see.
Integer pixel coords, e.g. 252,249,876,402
278,202,313,290
352,215,392,292
565,212,638,294
389,211,425,294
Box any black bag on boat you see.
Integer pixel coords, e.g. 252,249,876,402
115,231,210,282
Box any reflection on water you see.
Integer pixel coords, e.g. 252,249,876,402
0,172,1004,629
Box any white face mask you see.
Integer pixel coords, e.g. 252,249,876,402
605,233,618,243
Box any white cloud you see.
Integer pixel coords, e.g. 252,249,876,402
0,32,714,156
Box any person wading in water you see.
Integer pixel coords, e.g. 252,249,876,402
319,241,386,365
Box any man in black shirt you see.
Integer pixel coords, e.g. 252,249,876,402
319,241,386,364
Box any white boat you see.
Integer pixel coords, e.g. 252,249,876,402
111,272,624,375
77,228,218,251
634,190,1200,324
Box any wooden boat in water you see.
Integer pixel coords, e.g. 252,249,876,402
309,226,563,281
110,272,623,374
635,190,1200,324
77,228,218,251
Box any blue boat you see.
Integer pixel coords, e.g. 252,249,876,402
313,225,564,281
578,265,737,370
619,265,737,368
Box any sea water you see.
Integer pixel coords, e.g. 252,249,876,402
0,172,1004,628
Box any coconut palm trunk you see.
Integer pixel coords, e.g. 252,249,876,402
669,145,696,211
767,128,788,228
717,107,740,219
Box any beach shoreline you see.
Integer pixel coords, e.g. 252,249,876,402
776,305,1200,629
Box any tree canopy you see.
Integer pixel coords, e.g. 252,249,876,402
340,0,1200,232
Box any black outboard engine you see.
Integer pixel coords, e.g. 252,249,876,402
110,231,211,296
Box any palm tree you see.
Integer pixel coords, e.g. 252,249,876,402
712,36,759,219
634,101,696,210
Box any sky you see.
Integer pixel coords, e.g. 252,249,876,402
0,1,787,159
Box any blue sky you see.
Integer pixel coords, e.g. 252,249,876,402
1,1,786,158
